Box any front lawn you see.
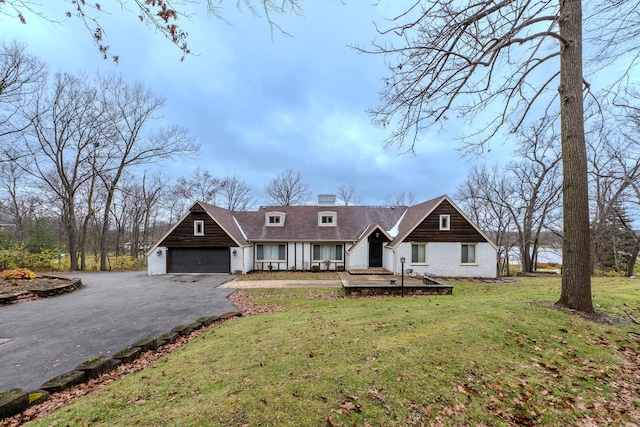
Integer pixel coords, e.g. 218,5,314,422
25,277,640,426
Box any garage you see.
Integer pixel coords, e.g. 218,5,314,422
168,248,230,273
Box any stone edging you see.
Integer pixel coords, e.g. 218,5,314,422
0,311,242,419
0,276,83,305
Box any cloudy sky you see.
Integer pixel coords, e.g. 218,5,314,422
3,1,510,206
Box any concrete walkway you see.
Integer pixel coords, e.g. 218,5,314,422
220,278,343,289
221,272,423,289
0,272,238,392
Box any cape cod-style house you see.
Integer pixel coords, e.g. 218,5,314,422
147,194,498,278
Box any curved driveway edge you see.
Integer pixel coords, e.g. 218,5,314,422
0,272,239,392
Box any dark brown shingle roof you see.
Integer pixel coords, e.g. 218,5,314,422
231,205,407,242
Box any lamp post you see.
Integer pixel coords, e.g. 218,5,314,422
400,256,405,297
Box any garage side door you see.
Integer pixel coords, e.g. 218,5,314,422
168,248,230,273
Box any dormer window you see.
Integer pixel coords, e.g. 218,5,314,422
194,220,204,236
439,214,450,231
266,212,285,226
318,211,337,227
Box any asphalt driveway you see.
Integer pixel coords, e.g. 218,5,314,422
0,272,239,392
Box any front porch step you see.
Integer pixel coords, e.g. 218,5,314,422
348,268,392,275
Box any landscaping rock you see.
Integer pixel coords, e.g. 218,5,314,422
112,347,142,363
197,316,216,327
28,389,50,406
156,332,180,347
219,311,242,319
0,292,29,305
186,320,203,333
40,371,87,393
75,356,120,380
170,324,189,336
132,337,158,352
0,388,29,419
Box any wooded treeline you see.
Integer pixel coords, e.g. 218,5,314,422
0,41,203,271
456,106,640,277
1,40,639,275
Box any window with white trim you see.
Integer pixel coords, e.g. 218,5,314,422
461,243,477,264
256,244,286,261
318,211,337,227
439,214,450,231
312,244,343,261
411,243,427,264
194,220,204,236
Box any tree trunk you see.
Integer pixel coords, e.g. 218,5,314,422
627,248,638,277
65,204,80,271
556,0,593,312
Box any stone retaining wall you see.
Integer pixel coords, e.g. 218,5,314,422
343,277,453,296
0,276,82,304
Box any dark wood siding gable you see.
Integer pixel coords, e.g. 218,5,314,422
160,211,236,248
405,200,487,243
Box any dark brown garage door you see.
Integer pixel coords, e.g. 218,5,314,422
168,248,230,273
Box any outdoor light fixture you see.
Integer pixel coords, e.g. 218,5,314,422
156,249,162,256
232,249,237,256
400,256,406,297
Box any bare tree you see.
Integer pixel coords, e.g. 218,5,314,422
356,0,640,312
0,150,26,241
337,185,362,206
456,164,515,276
173,167,227,205
21,72,106,270
0,40,46,142
456,118,563,276
384,191,416,207
588,94,640,276
3,1,303,60
221,174,255,211
264,169,311,206
507,121,563,273
95,72,198,271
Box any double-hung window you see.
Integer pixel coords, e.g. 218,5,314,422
256,244,286,261
312,244,343,261
411,243,427,264
461,243,477,264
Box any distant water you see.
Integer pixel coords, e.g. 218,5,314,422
507,247,562,265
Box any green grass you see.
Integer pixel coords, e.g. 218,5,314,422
28,277,640,426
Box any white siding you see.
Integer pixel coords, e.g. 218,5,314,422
147,246,167,275
230,247,244,274
383,245,395,273
397,242,496,278
348,242,370,270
